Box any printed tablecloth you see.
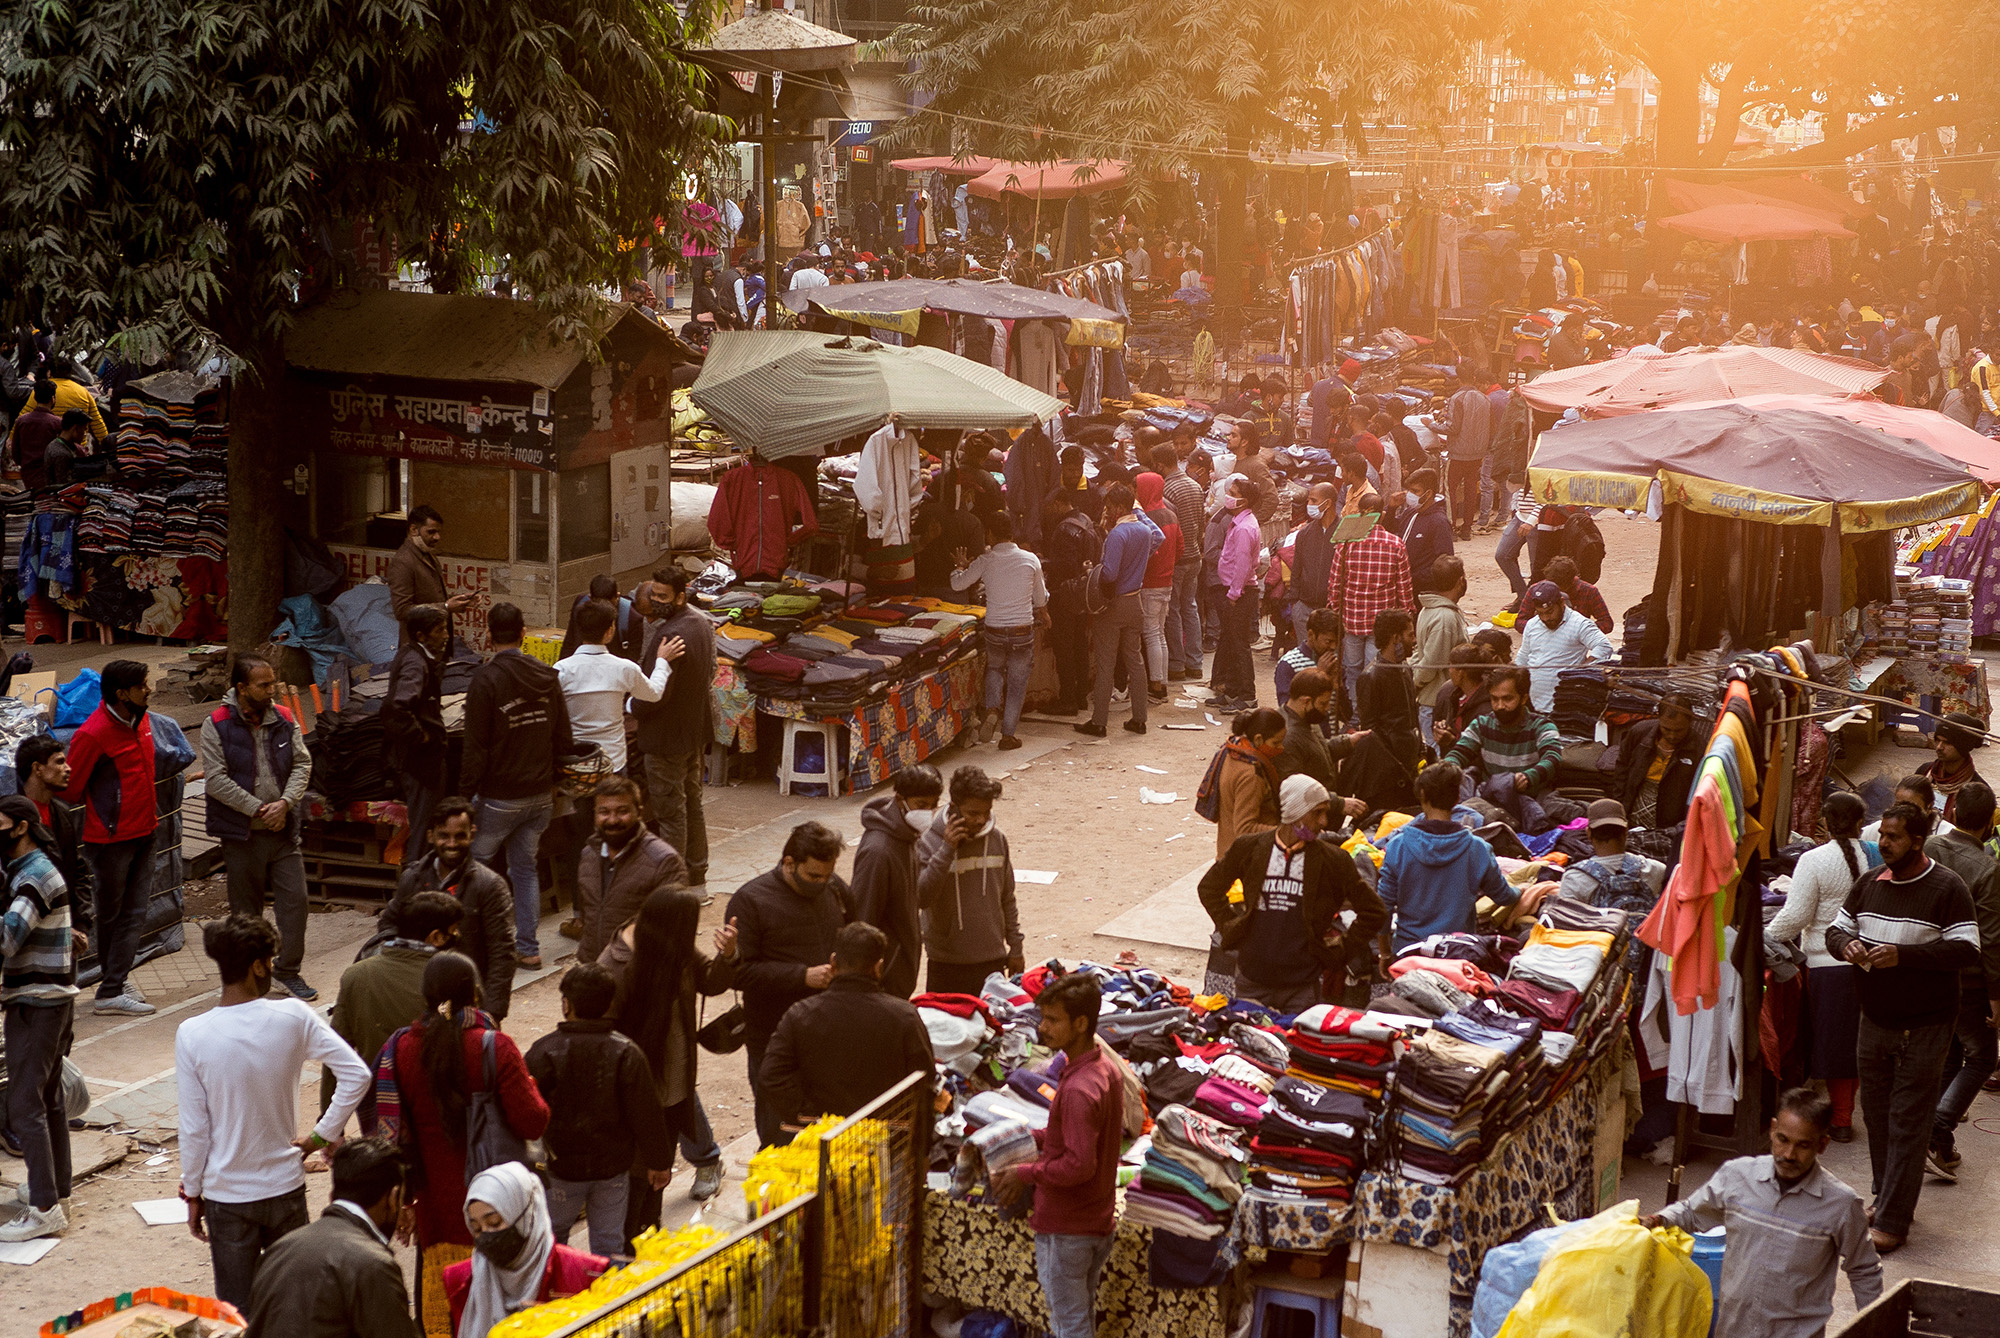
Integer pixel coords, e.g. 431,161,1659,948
922,1192,1228,1338
1872,656,1990,724
758,654,982,793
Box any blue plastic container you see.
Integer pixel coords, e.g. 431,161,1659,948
1691,1227,1725,1338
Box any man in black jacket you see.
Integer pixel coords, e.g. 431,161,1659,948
850,765,942,998
376,799,515,1020
1041,488,1101,715
726,821,854,1146
761,923,935,1136
245,1138,415,1338
379,603,448,864
1617,694,1701,846
524,963,676,1257
1198,773,1387,1012
632,569,717,903
463,601,574,969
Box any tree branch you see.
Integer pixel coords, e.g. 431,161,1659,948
1750,99,1957,169
1698,64,1752,167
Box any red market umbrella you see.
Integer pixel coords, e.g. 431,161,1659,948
1657,202,1856,243
1663,393,2000,485
1521,345,1889,416
964,159,1130,201
889,155,1002,175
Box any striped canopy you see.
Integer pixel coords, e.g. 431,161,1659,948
690,331,1064,459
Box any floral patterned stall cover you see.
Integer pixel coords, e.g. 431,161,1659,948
758,655,981,795
921,1191,1228,1338
1871,656,1990,724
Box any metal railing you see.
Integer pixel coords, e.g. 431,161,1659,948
545,1070,931,1338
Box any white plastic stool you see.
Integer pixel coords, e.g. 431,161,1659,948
777,719,845,796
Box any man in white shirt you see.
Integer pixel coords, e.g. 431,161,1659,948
790,259,830,292
952,512,1049,751
1516,579,1617,713
176,914,371,1311
555,598,679,774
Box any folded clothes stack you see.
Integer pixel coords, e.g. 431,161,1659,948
1245,1076,1370,1203
1508,924,1614,994
1126,1103,1249,1240
1390,1029,1511,1187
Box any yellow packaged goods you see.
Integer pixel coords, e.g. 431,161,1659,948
1373,811,1417,844
1342,832,1384,868
486,1225,724,1338
1496,1201,1711,1338
744,1113,846,1217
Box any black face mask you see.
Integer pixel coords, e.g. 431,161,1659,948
474,1224,529,1266
1302,708,1327,726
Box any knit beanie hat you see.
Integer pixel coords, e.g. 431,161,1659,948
1279,774,1330,823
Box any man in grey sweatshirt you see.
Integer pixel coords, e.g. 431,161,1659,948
915,765,1024,995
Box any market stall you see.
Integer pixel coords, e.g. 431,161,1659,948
284,288,698,643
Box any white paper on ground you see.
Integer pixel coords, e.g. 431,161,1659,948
1135,765,1169,775
1015,869,1061,885
1138,788,1178,804
1163,723,1206,730
1164,832,1185,842
1204,714,1225,726
133,1197,189,1226
0,1237,58,1265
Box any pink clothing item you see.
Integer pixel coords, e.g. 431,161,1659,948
1388,956,1496,997
1636,774,1738,1014
1218,508,1262,600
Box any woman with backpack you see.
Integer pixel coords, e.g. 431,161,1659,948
381,952,550,1336
1200,707,1288,856
1767,792,1881,1142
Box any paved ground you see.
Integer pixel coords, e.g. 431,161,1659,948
4,513,1999,1330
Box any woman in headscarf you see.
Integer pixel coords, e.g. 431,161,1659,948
599,886,738,1251
383,952,549,1336
445,1162,608,1337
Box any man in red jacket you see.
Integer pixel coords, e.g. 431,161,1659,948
993,972,1124,1338
60,660,158,1016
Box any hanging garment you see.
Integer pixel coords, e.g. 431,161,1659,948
1017,322,1061,397
1638,925,1743,1114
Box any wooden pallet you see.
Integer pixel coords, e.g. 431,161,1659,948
304,852,400,903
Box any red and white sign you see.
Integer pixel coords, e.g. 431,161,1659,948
328,545,496,653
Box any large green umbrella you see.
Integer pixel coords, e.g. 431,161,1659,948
690,331,1065,459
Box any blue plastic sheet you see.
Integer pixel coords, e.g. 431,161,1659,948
270,594,357,687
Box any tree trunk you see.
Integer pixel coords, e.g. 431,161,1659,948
1215,134,1247,345
226,355,309,653
1653,57,1704,170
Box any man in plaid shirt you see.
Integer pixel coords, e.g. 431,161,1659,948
1329,515,1416,712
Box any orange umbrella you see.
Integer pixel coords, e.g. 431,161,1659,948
964,159,1130,201
1657,203,1856,243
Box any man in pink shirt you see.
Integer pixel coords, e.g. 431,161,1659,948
994,973,1124,1338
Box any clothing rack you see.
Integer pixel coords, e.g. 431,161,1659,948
1282,226,1393,274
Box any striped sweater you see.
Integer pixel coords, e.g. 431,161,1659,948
1,845,75,1004
1442,709,1564,792
1824,858,1979,1029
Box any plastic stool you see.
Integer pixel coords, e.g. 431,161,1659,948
1248,1283,1341,1338
67,612,111,645
22,596,64,645
777,719,844,797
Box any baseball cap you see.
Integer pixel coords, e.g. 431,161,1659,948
1586,798,1629,832
1529,580,1563,608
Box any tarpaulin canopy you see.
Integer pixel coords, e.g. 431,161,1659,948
1526,403,1981,532
690,331,1064,459
1662,393,2000,486
965,159,1129,201
1661,175,1855,224
777,276,1125,347
1520,345,1889,415
889,155,1002,175
1658,203,1856,244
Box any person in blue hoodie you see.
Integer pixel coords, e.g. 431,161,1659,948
1377,762,1529,952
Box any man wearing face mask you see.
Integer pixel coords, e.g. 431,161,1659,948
915,765,1023,995
1399,468,1455,593
728,821,854,1146
324,892,462,1121
1287,482,1341,655
244,1137,417,1338
851,765,944,998
1198,774,1386,1013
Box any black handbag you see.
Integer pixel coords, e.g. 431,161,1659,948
465,1030,529,1177
696,993,748,1055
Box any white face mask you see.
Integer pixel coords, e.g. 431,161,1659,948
905,807,935,834
1404,491,1421,509
1305,503,1323,521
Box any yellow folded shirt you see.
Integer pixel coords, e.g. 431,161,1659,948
1525,925,1616,952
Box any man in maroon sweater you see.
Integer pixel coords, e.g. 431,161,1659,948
994,973,1123,1338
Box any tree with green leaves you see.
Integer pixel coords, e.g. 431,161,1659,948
1499,0,2000,170
894,0,1476,330
0,0,731,647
